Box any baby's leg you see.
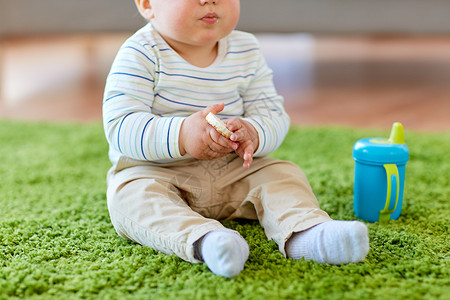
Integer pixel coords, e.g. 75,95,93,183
106,165,248,277
233,158,369,264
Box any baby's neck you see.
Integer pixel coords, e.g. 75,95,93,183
182,44,218,68
165,38,219,68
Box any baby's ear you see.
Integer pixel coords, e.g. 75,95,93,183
135,0,154,20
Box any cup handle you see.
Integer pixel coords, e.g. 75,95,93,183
379,164,400,222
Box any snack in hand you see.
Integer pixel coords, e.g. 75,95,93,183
205,112,233,139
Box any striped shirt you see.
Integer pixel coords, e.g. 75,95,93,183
103,23,290,165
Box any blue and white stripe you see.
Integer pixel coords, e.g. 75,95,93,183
103,23,290,164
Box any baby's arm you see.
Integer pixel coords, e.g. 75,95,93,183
240,38,290,157
179,103,239,160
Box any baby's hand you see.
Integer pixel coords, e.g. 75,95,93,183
225,118,259,169
179,103,239,160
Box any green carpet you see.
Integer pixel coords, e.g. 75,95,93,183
0,120,448,300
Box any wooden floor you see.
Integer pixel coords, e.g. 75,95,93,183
1,33,449,132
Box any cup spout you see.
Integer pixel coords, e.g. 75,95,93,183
388,122,405,144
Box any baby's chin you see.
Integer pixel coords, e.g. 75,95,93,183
196,29,233,45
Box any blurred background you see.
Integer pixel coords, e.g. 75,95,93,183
1,0,450,131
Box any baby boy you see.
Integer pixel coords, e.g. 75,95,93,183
103,0,369,278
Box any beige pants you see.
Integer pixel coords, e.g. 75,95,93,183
106,154,331,263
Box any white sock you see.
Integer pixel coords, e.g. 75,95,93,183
195,230,249,278
286,220,369,265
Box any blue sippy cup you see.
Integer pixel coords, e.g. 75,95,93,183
352,122,409,223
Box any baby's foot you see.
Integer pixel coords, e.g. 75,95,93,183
195,230,249,278
286,220,369,264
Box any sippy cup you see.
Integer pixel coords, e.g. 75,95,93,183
352,122,409,223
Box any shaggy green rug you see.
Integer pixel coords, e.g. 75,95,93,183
0,120,448,300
